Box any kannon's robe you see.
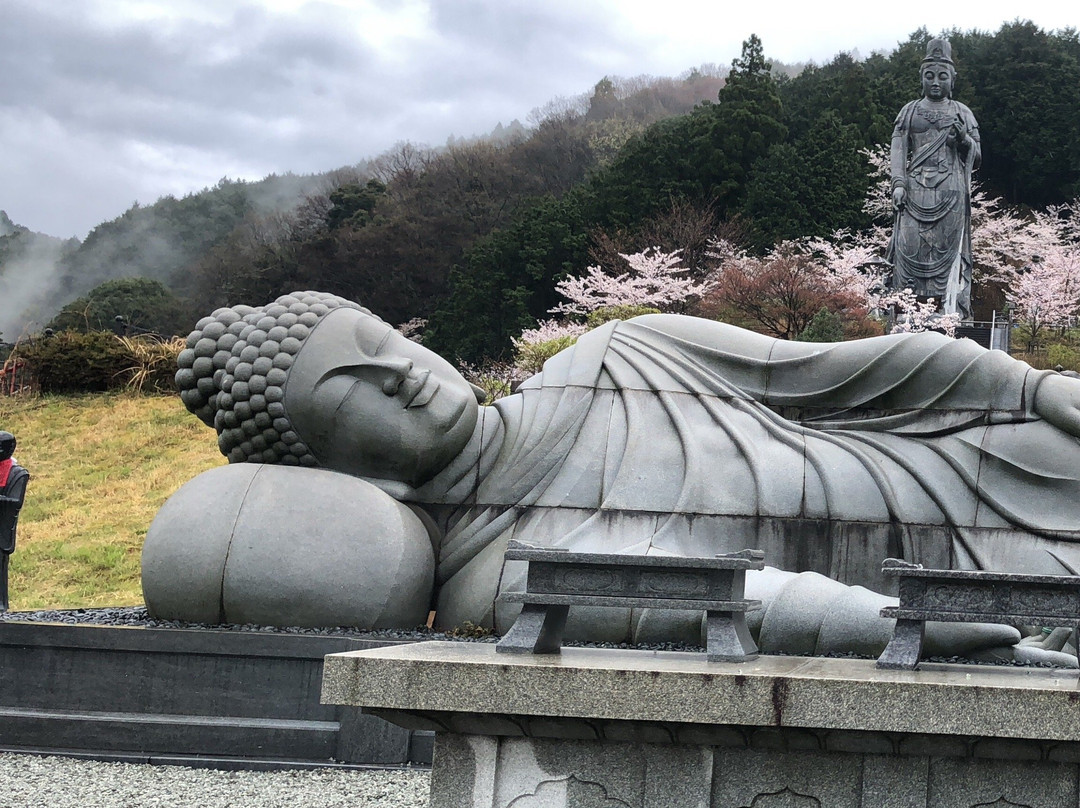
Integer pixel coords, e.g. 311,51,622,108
887,98,980,318
421,315,1078,635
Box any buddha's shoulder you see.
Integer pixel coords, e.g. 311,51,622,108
620,313,764,340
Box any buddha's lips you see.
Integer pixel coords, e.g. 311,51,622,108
404,369,437,408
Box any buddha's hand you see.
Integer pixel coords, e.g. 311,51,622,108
1033,372,1080,436
951,120,972,152
1013,627,1079,669
892,186,906,210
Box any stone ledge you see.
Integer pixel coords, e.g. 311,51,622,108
321,640,1080,742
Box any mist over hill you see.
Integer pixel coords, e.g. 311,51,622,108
0,65,729,339
0,172,350,340
0,212,77,342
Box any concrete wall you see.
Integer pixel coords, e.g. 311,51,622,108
0,620,431,767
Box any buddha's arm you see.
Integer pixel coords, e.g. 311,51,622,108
623,313,781,362
1032,372,1080,437
890,102,912,197
958,104,981,170
622,314,1034,417
760,330,1031,413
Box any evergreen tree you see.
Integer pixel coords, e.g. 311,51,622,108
424,193,589,362
744,111,870,247
956,22,1080,205
585,35,787,228
48,277,191,336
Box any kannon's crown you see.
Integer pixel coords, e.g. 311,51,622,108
922,38,954,65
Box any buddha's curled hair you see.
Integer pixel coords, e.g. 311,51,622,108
175,291,371,465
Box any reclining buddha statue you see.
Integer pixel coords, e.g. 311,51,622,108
143,291,1080,658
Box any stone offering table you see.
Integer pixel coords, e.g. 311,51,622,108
323,641,1080,807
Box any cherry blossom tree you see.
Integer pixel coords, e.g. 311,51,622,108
515,319,589,344
1005,245,1080,351
508,247,708,376
700,237,883,340
551,248,712,314
395,317,427,343
860,146,894,224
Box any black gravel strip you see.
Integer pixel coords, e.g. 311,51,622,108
0,606,494,643
1,607,1073,667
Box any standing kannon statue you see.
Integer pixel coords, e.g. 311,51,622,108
887,38,981,320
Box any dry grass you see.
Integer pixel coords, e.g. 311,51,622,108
117,335,187,392
0,392,224,610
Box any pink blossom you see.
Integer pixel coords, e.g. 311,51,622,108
1005,245,1080,345
877,288,960,337
513,319,589,348
395,317,427,343
552,248,712,314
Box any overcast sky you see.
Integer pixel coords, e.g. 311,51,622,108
0,1,1074,240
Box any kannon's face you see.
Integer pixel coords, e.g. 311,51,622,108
283,307,481,485
922,64,953,100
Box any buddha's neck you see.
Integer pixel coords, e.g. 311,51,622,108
408,405,505,505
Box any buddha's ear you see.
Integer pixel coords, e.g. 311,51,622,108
470,382,487,403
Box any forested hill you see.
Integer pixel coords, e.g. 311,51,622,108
0,67,729,341
0,173,337,342
3,21,1079,362
425,23,1080,361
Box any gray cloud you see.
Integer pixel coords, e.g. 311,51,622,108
2,1,641,236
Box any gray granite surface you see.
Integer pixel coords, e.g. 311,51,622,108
322,641,1080,742
142,464,434,629
323,642,1080,806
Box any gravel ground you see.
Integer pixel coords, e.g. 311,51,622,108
0,754,431,808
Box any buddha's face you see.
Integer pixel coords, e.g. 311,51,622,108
922,63,953,101
283,307,481,485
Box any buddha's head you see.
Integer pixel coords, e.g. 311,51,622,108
921,38,956,101
177,291,483,486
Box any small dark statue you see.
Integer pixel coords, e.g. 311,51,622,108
887,37,981,320
0,431,29,611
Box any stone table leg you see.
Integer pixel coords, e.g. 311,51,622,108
877,618,925,670
706,610,759,662
496,603,569,655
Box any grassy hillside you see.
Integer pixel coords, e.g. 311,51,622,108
1,393,223,610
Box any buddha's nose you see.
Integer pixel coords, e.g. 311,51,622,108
374,356,413,375
372,357,414,394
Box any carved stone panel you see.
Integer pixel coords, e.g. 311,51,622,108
927,757,1076,808
507,776,633,808
1010,586,1080,617
711,748,861,808
739,787,821,807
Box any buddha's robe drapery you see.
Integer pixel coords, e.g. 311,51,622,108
426,315,1076,634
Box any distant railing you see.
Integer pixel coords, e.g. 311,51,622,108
0,358,34,397
956,314,1010,352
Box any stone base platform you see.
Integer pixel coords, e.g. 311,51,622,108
322,641,1080,807
0,620,433,767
